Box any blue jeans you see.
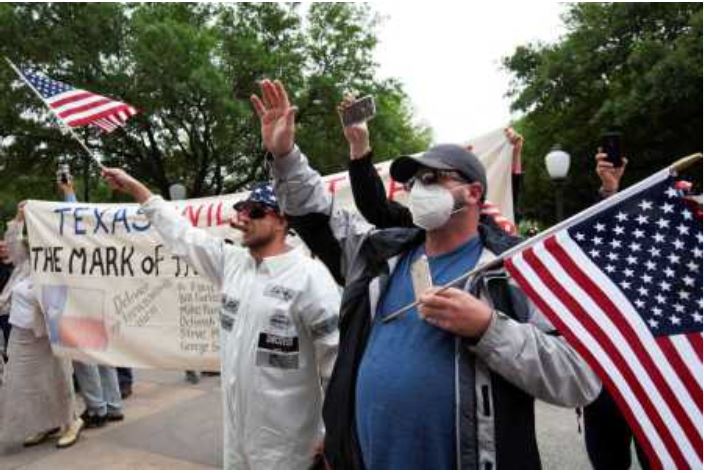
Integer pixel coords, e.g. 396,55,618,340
73,361,123,416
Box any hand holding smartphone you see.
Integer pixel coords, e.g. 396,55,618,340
339,95,376,127
600,131,623,168
56,164,72,184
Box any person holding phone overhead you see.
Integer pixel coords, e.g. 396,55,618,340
255,78,601,469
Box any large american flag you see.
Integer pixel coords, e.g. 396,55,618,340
16,67,137,133
505,171,703,469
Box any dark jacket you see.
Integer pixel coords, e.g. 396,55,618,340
273,147,601,469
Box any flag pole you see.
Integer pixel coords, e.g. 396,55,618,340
670,153,702,173
383,152,702,323
4,57,105,170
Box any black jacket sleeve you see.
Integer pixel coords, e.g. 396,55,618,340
348,151,414,229
512,172,523,225
287,212,345,286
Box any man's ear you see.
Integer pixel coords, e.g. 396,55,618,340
275,213,289,234
465,183,484,205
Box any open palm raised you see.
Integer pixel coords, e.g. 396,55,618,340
250,79,297,158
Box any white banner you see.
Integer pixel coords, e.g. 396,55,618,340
24,128,513,369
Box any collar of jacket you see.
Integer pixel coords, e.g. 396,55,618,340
248,245,303,275
364,227,425,265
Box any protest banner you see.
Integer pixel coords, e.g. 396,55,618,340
24,128,514,369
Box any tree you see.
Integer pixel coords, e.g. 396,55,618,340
0,3,430,226
504,3,702,224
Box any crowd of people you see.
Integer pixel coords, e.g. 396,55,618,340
0,78,659,469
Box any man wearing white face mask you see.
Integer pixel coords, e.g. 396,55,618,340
254,79,601,470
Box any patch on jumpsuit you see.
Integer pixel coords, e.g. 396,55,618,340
263,284,297,302
256,311,299,369
220,295,240,331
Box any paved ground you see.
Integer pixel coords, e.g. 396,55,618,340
0,369,599,469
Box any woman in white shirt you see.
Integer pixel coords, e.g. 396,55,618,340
0,203,83,451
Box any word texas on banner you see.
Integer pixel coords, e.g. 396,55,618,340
24,128,514,370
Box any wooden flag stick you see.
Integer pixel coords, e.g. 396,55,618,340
670,153,702,173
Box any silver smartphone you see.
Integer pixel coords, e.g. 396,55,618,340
411,255,433,300
56,164,72,184
340,95,376,127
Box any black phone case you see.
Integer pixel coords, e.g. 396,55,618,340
601,133,623,168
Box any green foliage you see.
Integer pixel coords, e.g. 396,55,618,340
0,3,430,224
505,3,702,224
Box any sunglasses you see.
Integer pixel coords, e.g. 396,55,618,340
235,202,277,220
404,169,467,190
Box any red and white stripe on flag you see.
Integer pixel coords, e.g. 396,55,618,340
503,170,703,468
49,90,138,133
15,66,139,134
506,231,703,469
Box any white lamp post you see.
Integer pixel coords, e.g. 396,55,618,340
544,145,571,221
169,183,187,201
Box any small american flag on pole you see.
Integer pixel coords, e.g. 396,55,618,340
14,66,137,133
505,168,703,469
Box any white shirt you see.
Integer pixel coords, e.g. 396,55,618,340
8,271,38,330
142,196,340,469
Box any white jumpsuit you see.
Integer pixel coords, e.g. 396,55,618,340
143,196,341,469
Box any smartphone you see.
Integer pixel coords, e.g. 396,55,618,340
340,95,376,127
56,164,72,184
411,255,433,301
600,132,623,168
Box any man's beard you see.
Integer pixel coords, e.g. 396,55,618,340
241,230,274,250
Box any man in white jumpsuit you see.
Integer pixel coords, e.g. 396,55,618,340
100,171,341,470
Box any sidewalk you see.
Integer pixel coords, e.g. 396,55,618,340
0,370,221,469
0,369,597,469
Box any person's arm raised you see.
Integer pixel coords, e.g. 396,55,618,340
251,80,372,283
101,168,153,204
595,148,628,199
101,168,228,287
340,95,413,229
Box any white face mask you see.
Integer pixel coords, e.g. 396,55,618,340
408,182,462,231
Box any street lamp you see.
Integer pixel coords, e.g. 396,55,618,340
169,183,187,201
545,145,571,222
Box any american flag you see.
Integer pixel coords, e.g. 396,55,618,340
16,67,138,133
505,171,703,469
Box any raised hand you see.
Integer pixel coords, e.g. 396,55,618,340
101,168,153,204
504,127,524,148
250,79,297,158
595,148,628,194
338,94,371,160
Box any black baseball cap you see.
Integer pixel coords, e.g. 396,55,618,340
390,144,487,195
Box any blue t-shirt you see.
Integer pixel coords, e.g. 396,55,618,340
355,235,483,469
